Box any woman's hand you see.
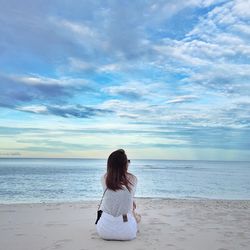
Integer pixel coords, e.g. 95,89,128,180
133,201,136,210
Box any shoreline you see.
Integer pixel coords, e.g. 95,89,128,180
1,196,250,205
1,199,250,250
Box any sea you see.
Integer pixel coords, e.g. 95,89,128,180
0,158,249,204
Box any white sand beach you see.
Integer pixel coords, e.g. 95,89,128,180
0,199,249,250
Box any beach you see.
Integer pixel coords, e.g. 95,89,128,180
1,198,249,250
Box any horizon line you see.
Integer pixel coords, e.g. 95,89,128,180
0,157,249,162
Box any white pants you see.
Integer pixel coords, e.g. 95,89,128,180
96,212,137,241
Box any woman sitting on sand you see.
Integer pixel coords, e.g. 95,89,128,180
96,149,141,241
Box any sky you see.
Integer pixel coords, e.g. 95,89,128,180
0,0,250,160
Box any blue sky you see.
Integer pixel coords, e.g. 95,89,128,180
0,0,250,160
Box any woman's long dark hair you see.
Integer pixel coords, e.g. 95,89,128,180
106,149,132,192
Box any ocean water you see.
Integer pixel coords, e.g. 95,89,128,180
0,158,249,204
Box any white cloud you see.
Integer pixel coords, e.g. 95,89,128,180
149,0,250,100
97,63,121,73
233,23,250,36
60,20,94,37
154,40,211,66
51,18,96,39
232,0,250,19
17,105,47,113
200,0,228,7
166,95,198,104
11,74,88,86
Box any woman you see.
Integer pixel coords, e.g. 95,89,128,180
96,149,140,241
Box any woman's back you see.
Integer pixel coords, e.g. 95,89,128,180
100,174,137,217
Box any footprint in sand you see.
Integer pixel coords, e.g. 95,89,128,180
177,236,186,241
45,223,67,227
0,209,16,213
15,233,25,236
91,232,100,239
2,227,14,231
166,243,175,247
53,239,72,249
45,208,60,211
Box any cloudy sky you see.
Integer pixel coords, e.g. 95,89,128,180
0,0,250,160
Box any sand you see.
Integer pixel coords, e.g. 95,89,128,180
0,199,250,250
